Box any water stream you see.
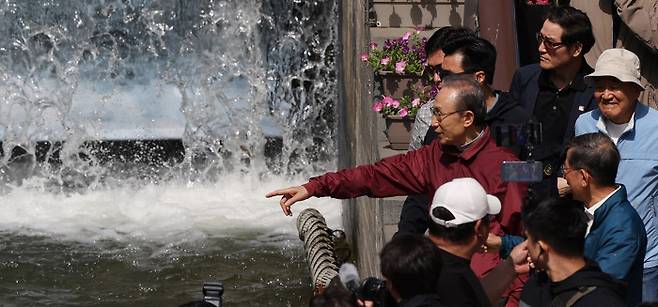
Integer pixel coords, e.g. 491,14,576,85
0,0,340,305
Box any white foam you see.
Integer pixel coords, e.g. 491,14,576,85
0,174,343,244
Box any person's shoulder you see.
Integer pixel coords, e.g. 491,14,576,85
515,64,542,78
575,110,600,130
573,287,626,307
603,197,645,231
637,103,658,125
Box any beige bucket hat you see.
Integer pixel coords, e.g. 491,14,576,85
585,48,645,90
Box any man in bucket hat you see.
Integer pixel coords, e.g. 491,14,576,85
575,48,658,301
428,178,528,307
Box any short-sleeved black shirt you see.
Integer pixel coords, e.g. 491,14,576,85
436,249,491,307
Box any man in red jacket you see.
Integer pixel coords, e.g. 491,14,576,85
266,74,527,304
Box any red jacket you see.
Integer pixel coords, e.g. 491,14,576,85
304,128,526,276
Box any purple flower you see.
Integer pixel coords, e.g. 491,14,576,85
380,57,390,65
369,42,378,50
372,100,384,112
395,61,407,74
411,98,421,107
399,107,409,117
402,32,411,41
360,53,369,62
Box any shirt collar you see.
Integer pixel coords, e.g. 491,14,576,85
458,127,491,161
538,61,593,92
596,110,636,135
585,185,621,220
487,92,500,113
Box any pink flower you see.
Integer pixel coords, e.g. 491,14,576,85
398,107,409,117
369,42,378,49
411,98,421,107
380,57,390,65
360,53,369,62
382,96,395,107
395,61,407,74
414,26,425,33
372,100,384,112
390,98,400,108
402,32,411,41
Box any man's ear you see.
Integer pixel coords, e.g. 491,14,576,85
473,71,486,85
579,169,590,188
538,240,549,254
462,110,475,128
474,219,488,239
569,42,583,58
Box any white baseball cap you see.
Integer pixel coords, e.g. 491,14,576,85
585,48,645,89
429,178,501,227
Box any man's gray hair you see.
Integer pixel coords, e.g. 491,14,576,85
441,74,487,127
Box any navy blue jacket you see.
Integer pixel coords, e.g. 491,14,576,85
509,63,597,147
584,185,646,306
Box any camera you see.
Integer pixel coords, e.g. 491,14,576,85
358,277,389,305
338,263,394,306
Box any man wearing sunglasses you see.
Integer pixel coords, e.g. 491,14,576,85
509,6,597,205
408,26,473,151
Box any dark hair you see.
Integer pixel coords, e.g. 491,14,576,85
565,133,620,186
309,283,358,307
427,206,489,244
442,36,497,85
380,234,442,299
440,74,487,127
425,26,474,56
523,197,588,258
545,6,595,54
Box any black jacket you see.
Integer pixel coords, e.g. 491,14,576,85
520,262,627,307
508,63,597,203
398,294,443,307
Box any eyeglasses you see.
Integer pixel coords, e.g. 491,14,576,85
560,165,580,178
430,107,465,121
536,32,566,50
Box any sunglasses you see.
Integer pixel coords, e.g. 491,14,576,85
536,32,567,50
425,65,475,80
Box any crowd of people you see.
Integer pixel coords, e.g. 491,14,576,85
266,4,658,307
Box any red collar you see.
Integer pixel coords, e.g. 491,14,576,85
440,127,492,161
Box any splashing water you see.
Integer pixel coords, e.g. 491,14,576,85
0,0,340,305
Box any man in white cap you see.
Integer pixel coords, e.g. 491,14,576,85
575,48,658,301
427,177,528,307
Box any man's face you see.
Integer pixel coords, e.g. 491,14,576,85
427,49,445,83
440,53,465,79
431,87,468,146
594,76,641,124
537,20,580,71
562,149,586,202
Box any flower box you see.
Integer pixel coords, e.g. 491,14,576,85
376,71,426,100
384,115,415,150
